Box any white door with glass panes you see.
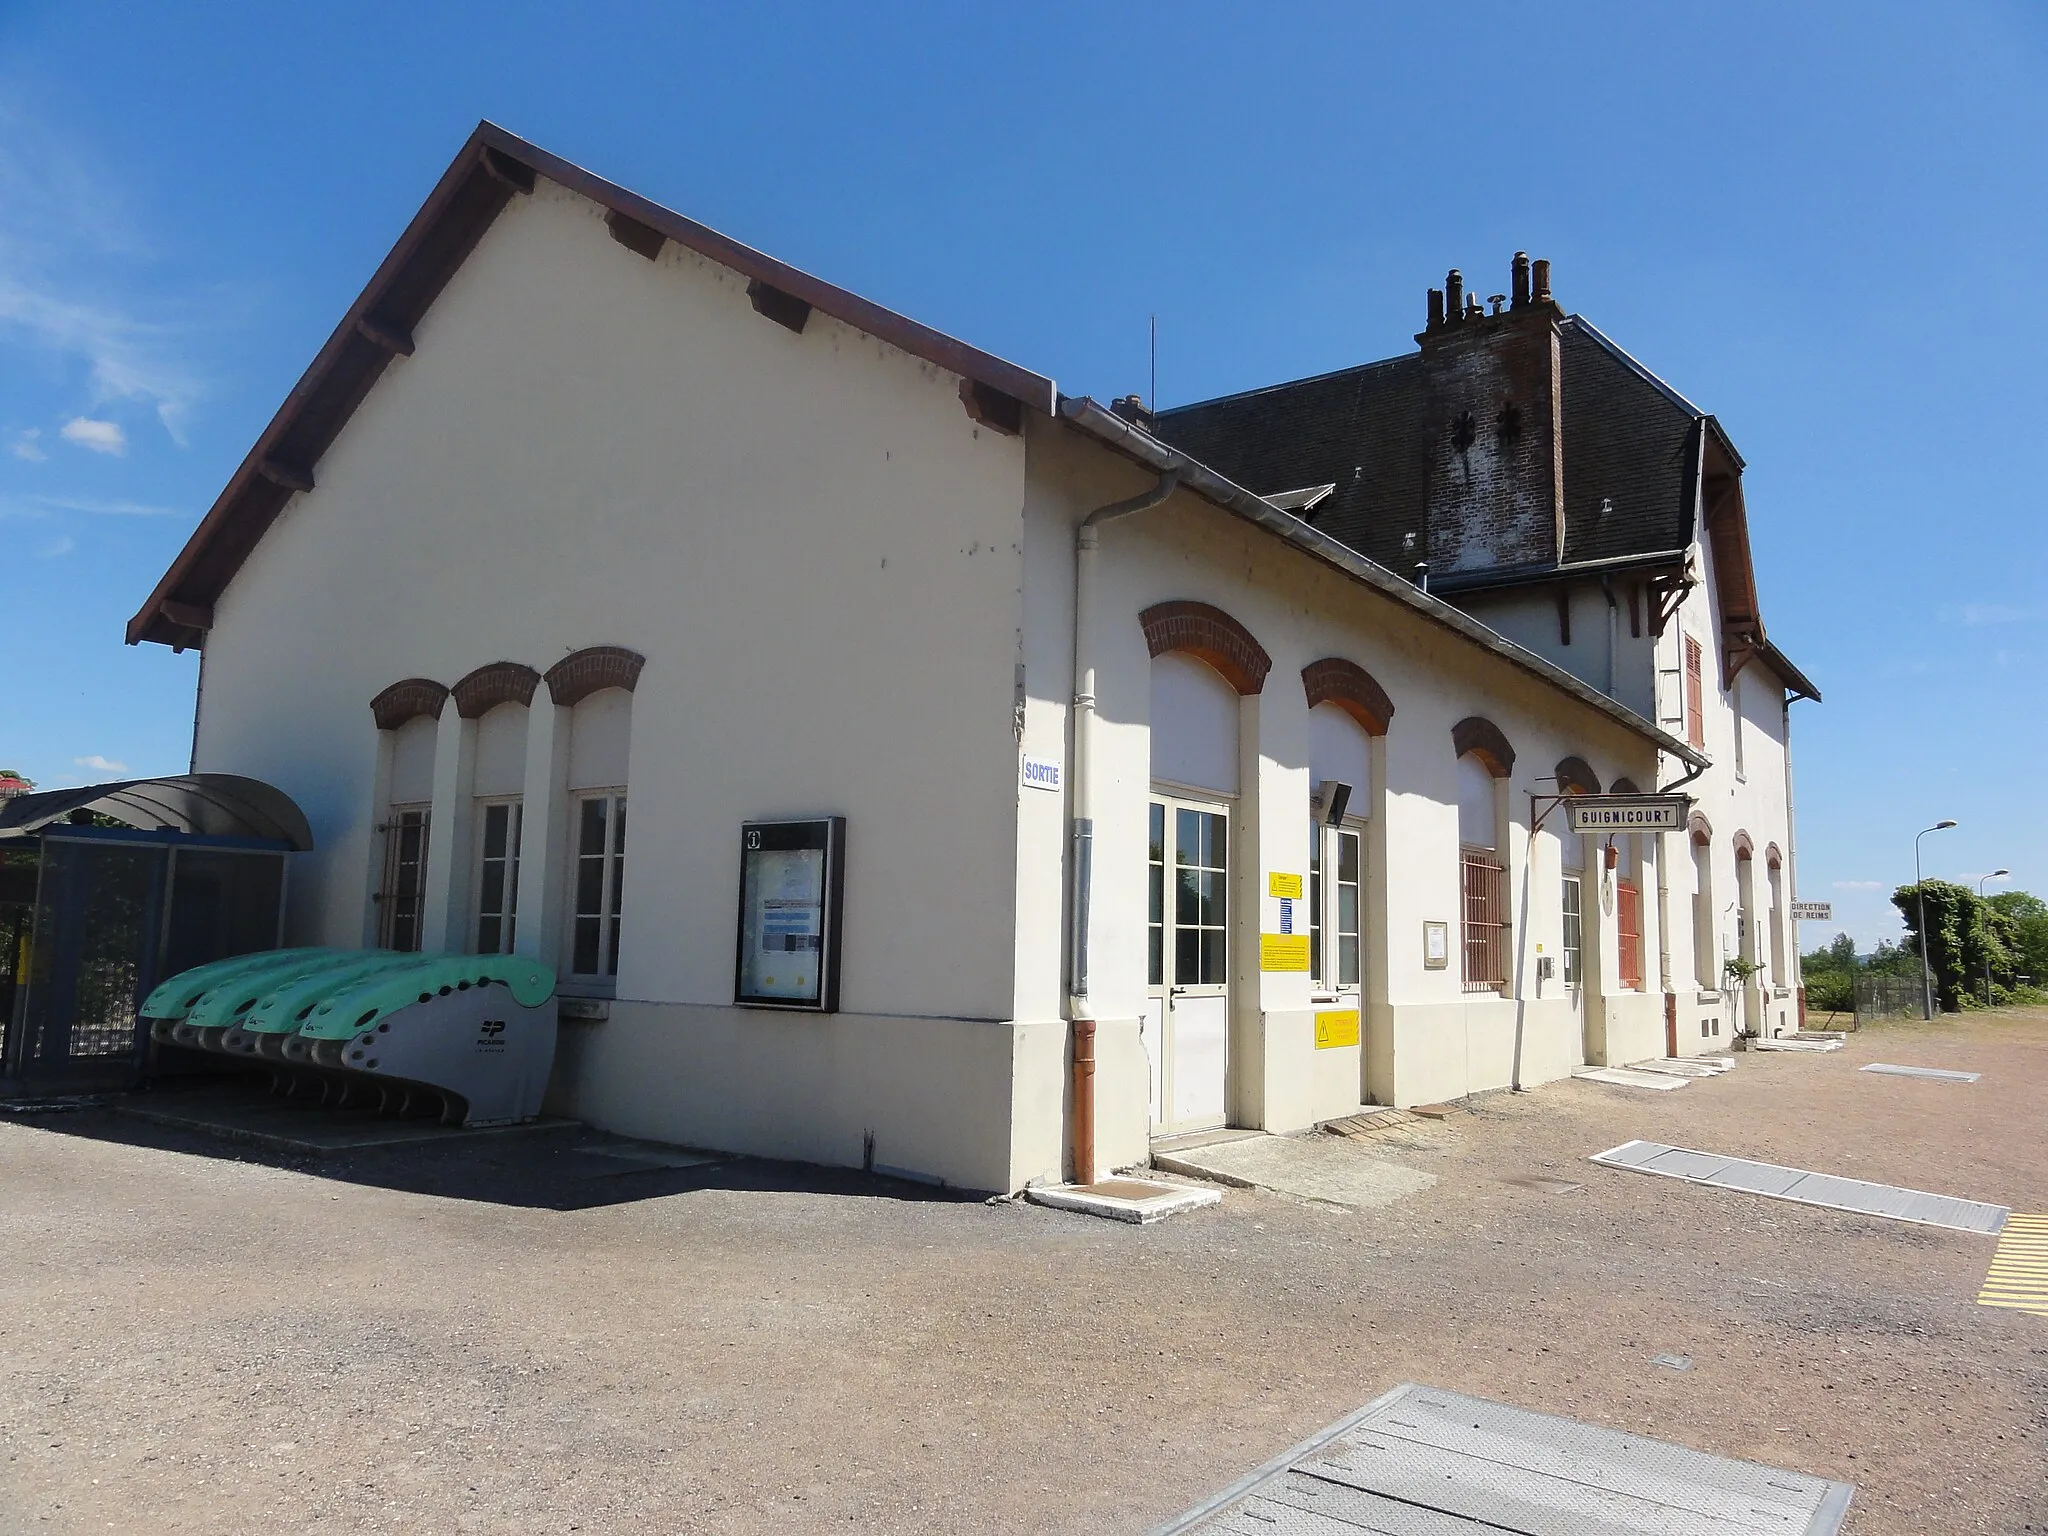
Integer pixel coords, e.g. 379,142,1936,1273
1309,818,1364,1013
1145,797,1231,1132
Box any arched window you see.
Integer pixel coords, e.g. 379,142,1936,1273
1453,719,1512,993
373,695,442,952
1690,814,1716,991
1307,703,1372,993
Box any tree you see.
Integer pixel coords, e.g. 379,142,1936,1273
1893,881,2021,1011
1987,891,2048,985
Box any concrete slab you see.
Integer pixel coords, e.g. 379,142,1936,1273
1151,1126,1266,1155
1572,1065,1688,1091
1026,1178,1221,1224
1153,1134,1436,1210
1862,1062,1981,1082
1753,1037,1842,1053
1626,1057,1729,1078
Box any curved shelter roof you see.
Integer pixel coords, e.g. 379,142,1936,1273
0,774,314,851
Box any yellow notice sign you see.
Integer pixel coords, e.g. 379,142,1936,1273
1315,1009,1361,1049
1260,933,1310,972
1268,872,1303,900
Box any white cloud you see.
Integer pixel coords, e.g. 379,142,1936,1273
10,427,44,461
59,416,125,455
1833,879,1885,890
1955,602,2041,626
37,535,73,558
73,755,127,774
0,114,205,442
31,493,175,517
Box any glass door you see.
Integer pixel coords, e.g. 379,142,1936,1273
1145,795,1231,1132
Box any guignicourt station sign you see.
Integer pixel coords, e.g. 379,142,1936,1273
1562,794,1690,834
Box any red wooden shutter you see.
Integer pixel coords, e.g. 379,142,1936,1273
1683,636,1705,749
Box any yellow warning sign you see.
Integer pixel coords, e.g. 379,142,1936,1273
1268,871,1303,900
1314,1009,1360,1049
1260,933,1310,972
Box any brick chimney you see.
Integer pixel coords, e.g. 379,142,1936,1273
1413,253,1567,577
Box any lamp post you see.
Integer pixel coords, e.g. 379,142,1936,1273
1914,820,1957,1019
1979,869,2010,1008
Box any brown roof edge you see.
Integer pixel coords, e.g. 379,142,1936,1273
128,122,1056,648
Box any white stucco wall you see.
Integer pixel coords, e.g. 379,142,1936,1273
191,177,1041,1189
1017,423,1668,1151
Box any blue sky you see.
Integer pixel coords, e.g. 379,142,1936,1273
4,3,2043,948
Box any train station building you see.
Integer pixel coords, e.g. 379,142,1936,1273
118,124,1814,1193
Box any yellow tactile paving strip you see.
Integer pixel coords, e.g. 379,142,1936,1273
1977,1213,2048,1317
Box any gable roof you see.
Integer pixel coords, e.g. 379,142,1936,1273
128,122,1056,649
1149,315,1702,581
1058,397,1711,774
1151,311,1817,703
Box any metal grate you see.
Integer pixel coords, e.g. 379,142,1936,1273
1152,1382,1854,1534
1592,1139,2009,1234
1460,846,1503,992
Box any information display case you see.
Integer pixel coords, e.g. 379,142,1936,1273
733,817,846,1012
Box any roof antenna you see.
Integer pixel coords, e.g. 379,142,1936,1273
1149,314,1157,414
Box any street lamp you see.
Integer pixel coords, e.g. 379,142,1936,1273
1979,869,2011,1007
1915,820,1957,1019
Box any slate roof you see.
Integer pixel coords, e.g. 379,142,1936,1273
1152,316,1703,584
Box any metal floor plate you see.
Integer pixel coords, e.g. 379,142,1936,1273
1592,1139,2009,1233
1152,1383,1853,1535
1860,1062,1980,1082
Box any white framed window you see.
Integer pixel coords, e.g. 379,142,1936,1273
568,791,626,980
1561,874,1583,988
1309,819,1363,993
377,806,430,952
473,799,522,955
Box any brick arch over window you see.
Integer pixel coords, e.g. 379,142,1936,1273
1610,776,1641,795
1765,841,1783,870
1733,829,1756,861
1451,716,1515,778
370,677,449,731
1688,810,1714,845
1140,601,1271,696
1301,657,1394,735
451,661,542,719
543,645,646,707
1554,756,1601,796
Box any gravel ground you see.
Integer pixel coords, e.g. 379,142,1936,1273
3,1011,2045,1535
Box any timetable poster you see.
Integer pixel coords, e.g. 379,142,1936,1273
735,818,843,1010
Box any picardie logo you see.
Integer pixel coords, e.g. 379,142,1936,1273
478,1020,506,1040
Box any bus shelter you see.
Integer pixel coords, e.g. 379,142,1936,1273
0,774,312,1096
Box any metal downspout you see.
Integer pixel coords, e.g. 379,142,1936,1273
1067,467,1179,1185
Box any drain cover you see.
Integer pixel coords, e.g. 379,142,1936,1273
1151,1383,1853,1534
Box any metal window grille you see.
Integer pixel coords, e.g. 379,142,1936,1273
1617,878,1644,990
377,806,430,953
1684,635,1705,750
1461,845,1504,992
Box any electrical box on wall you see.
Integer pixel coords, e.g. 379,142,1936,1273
734,817,846,1012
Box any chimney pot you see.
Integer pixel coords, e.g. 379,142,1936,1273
1427,288,1445,329
1445,269,1464,322
1531,258,1552,305
1488,294,1506,316
1511,251,1531,308
1466,295,1483,319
